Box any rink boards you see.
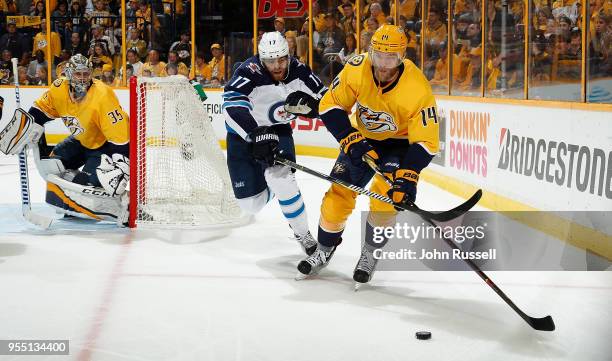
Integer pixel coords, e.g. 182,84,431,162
0,86,610,213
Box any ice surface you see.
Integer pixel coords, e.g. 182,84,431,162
0,154,610,361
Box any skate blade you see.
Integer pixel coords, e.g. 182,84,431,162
353,283,362,292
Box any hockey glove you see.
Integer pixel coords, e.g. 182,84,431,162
340,131,379,167
96,154,130,197
284,91,319,118
387,169,419,211
249,126,280,167
0,108,44,155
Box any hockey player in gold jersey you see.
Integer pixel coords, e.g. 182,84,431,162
287,25,440,284
30,54,129,221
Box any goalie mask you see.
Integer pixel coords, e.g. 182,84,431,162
65,54,93,100
258,31,290,81
369,25,407,83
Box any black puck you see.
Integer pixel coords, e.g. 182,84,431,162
415,331,431,340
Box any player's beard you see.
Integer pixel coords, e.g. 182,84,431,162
373,66,399,85
269,66,287,81
264,62,288,81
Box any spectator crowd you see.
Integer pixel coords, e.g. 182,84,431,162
0,0,227,87
258,0,610,98
0,0,609,97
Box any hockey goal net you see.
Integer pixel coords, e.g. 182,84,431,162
129,75,244,228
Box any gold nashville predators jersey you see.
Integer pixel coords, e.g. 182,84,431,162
34,78,129,150
319,53,439,154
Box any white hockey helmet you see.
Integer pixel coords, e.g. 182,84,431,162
258,31,289,60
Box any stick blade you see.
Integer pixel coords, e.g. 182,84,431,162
422,189,483,222
24,209,53,229
528,315,555,331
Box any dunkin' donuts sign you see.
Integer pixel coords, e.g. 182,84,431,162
448,110,491,178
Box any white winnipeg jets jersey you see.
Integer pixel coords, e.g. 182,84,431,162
222,56,326,140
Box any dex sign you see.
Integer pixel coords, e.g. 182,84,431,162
257,0,308,18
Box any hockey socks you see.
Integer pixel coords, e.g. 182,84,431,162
277,191,308,235
317,225,343,251
264,165,309,236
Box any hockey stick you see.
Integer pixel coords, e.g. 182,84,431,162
274,155,482,222
362,155,556,331
11,58,52,229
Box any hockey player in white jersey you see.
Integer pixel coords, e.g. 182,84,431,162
223,32,326,255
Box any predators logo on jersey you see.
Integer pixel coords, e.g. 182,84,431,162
62,116,84,136
356,103,396,133
332,161,348,175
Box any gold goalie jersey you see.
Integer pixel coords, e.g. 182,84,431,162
34,78,129,150
319,53,439,154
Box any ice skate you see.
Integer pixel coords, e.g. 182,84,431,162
293,231,317,255
353,245,379,290
295,245,336,280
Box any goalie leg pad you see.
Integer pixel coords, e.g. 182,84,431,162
39,158,66,178
46,174,126,222
31,143,66,179
0,108,44,155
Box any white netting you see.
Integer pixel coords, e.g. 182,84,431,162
131,75,244,227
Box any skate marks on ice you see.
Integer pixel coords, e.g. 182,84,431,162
255,254,566,359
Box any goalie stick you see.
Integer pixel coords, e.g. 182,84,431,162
11,58,52,229
361,154,555,331
274,155,482,222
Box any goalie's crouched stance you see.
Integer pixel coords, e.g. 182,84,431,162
0,54,130,224
44,150,129,223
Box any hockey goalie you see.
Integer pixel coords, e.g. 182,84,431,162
0,54,130,224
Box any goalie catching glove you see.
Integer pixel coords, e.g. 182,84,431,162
249,126,279,167
284,91,319,118
96,154,129,196
387,169,419,210
0,108,44,155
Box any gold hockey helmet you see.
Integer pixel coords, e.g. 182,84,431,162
369,25,408,69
